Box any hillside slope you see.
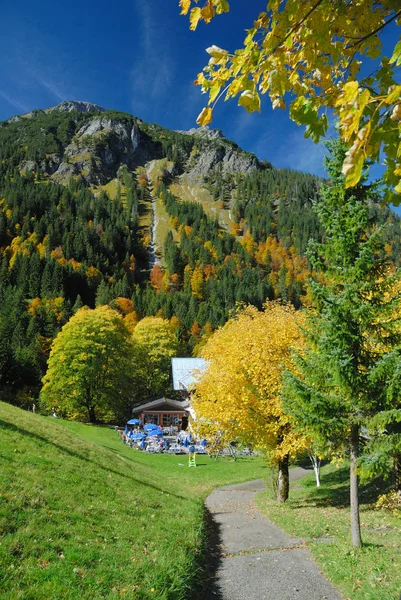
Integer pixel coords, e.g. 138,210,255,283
0,402,267,599
1,101,401,404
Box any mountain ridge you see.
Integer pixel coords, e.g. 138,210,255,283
0,100,400,406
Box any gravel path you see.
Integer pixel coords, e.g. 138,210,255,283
202,468,343,600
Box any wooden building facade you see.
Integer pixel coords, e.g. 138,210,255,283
132,397,191,430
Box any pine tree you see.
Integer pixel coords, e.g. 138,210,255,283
40,262,53,298
29,253,42,298
72,294,84,313
95,280,111,306
283,140,401,547
362,343,401,501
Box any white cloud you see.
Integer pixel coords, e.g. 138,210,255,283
231,111,256,142
175,79,205,128
276,129,328,176
130,1,175,116
35,76,66,102
0,90,29,113
251,113,336,176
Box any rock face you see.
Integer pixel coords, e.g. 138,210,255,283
177,126,261,179
177,126,225,141
52,116,143,185
45,101,106,114
185,140,261,180
5,100,262,185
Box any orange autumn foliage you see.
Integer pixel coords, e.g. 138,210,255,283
150,264,164,292
112,297,134,316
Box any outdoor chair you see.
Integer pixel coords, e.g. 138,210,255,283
167,444,184,454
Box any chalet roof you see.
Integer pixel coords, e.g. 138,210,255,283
132,397,190,414
171,358,208,391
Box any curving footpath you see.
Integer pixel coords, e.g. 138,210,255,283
203,467,343,600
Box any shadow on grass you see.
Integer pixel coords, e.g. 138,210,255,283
293,455,330,470
294,465,393,509
191,506,224,600
0,419,191,502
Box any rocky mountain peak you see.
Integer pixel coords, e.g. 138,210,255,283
176,126,224,140
44,100,106,114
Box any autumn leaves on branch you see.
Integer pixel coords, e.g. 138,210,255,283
181,0,401,203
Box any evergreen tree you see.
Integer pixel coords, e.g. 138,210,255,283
283,140,401,547
29,253,42,298
95,280,111,306
361,341,401,501
72,294,84,313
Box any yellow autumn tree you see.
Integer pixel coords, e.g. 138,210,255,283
41,306,141,423
181,0,401,202
193,302,307,502
133,317,181,397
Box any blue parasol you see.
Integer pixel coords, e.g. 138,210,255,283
131,432,147,439
143,423,159,431
127,418,141,425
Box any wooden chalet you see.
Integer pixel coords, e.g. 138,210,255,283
132,397,191,430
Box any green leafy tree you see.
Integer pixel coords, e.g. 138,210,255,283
41,306,140,423
283,140,401,547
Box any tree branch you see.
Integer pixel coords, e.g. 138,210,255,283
348,9,401,49
271,0,326,56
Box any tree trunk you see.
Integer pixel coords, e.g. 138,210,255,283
350,424,362,547
309,453,321,487
277,454,289,503
394,452,401,502
88,405,96,423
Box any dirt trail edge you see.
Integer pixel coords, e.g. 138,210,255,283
202,467,343,600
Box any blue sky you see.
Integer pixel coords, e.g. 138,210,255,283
0,1,399,184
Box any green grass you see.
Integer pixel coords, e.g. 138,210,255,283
170,176,232,231
92,180,128,204
145,160,175,262
256,463,401,600
154,195,172,265
0,403,268,599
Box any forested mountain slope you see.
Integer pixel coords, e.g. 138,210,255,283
1,101,400,404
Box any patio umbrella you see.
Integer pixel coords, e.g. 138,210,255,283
127,418,141,425
143,424,159,431
148,430,163,437
131,432,147,439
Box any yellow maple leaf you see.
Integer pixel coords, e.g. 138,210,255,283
196,107,213,126
201,1,215,23
189,7,202,30
206,45,228,61
179,0,191,16
272,97,286,110
238,89,260,113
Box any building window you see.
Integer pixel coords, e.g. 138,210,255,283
162,414,170,427
144,414,159,425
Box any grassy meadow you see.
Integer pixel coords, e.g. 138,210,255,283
0,402,268,600
256,464,401,600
